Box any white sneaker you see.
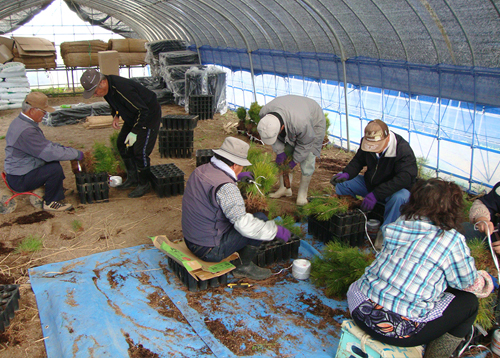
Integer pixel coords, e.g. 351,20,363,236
43,201,73,212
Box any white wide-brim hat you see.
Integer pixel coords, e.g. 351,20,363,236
213,137,252,166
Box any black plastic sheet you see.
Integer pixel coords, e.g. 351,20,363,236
185,66,227,114
159,51,200,67
160,65,205,82
153,88,175,105
145,40,187,56
44,102,111,127
130,76,165,90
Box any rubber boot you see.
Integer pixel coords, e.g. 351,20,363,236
128,167,151,198
423,333,463,358
232,245,272,280
116,158,138,190
269,174,293,198
296,174,312,206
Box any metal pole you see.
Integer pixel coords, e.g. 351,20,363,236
248,50,257,103
342,59,350,151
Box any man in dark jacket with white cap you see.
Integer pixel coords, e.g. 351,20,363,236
331,119,418,225
4,92,83,211
257,95,326,206
182,136,291,280
80,68,161,198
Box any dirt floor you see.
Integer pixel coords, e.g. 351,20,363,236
0,95,354,358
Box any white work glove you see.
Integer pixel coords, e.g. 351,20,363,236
125,132,137,147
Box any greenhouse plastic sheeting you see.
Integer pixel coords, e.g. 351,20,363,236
28,237,346,358
194,45,500,108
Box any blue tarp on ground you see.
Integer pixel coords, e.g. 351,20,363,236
28,232,349,358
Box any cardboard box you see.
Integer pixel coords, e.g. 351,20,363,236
151,235,237,281
0,37,14,52
0,44,13,64
12,36,55,57
335,320,424,358
98,50,119,76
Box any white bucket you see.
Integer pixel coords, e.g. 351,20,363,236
109,176,122,187
492,329,500,355
292,259,311,280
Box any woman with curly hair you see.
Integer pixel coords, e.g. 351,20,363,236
347,178,492,358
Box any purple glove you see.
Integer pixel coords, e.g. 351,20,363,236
330,172,349,185
237,171,254,183
289,160,297,170
361,192,377,212
275,225,291,243
76,151,84,161
275,152,287,165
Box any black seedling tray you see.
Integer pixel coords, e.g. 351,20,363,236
0,284,20,333
307,216,332,243
196,149,214,167
253,235,300,268
167,257,228,292
161,114,198,130
308,210,366,247
75,172,109,204
158,129,194,158
150,164,185,198
189,95,214,120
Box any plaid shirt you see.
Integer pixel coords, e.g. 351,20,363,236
356,217,477,320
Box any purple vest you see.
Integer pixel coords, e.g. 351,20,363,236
182,163,236,247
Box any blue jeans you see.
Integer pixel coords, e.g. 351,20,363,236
185,212,267,262
335,175,410,225
6,162,65,204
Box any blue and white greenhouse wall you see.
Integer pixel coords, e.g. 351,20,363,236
193,45,500,192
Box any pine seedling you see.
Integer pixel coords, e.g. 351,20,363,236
476,294,495,331
244,160,278,196
15,235,43,254
236,107,247,121
310,241,375,297
80,149,96,173
302,194,350,221
245,192,269,214
248,101,262,124
266,199,280,219
275,214,304,237
241,144,278,196
247,142,267,164
71,220,83,232
93,142,120,174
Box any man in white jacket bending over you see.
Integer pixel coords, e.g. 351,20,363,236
182,137,291,280
257,95,326,206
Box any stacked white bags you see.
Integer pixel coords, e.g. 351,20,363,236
0,63,30,110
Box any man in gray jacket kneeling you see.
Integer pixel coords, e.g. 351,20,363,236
182,137,291,280
4,92,83,211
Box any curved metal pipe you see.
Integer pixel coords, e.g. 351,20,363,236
370,0,408,61
299,0,350,150
338,0,380,58
188,0,258,101
442,0,475,66
402,0,440,63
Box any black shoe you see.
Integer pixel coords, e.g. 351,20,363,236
128,182,151,198
232,261,272,280
116,177,138,190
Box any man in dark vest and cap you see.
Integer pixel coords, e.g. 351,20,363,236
182,137,291,280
